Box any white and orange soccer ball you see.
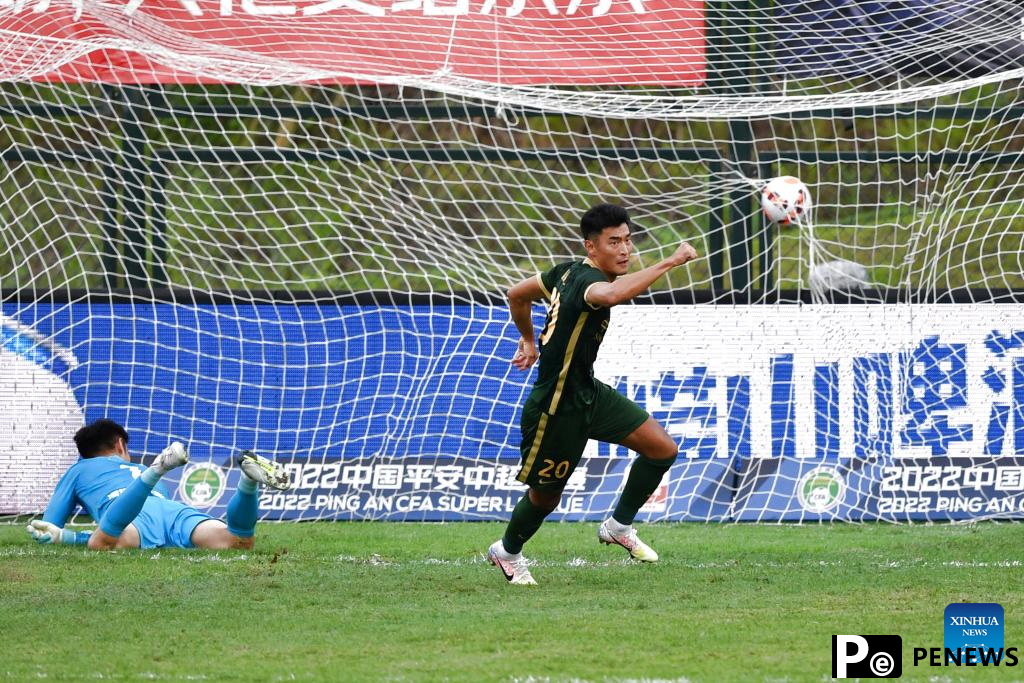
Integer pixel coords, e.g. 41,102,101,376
761,176,812,225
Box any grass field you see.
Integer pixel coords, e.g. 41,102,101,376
1,521,1022,682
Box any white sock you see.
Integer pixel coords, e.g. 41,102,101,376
498,540,520,558
604,517,630,534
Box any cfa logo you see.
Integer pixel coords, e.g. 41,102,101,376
179,463,227,507
798,467,845,513
832,635,902,678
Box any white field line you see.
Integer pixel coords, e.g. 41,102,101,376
2,546,1020,570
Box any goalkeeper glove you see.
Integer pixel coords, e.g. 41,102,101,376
26,520,90,545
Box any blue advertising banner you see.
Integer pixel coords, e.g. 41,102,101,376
4,301,1024,521
156,455,737,522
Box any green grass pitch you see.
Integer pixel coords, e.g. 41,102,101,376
1,521,1021,682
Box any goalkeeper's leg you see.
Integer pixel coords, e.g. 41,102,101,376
185,476,261,548
190,449,292,550
88,442,189,550
189,479,259,550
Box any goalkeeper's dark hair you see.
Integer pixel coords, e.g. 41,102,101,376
74,419,129,458
580,203,630,241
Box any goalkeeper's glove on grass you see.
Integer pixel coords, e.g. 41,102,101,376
26,520,90,545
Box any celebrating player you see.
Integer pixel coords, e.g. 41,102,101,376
488,203,698,585
26,418,291,550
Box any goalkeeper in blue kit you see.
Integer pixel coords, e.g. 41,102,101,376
27,419,291,550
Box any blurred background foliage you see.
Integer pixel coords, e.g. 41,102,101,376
2,80,1023,297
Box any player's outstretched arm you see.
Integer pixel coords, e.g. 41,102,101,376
40,466,78,530
28,462,91,545
507,274,546,370
26,519,91,545
585,241,698,308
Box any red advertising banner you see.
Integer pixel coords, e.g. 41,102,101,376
0,0,704,85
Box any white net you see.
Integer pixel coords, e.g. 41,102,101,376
3,0,1024,523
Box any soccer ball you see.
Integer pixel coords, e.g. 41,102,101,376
761,176,812,225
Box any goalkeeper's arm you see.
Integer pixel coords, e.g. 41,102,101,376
26,520,91,545
30,465,90,545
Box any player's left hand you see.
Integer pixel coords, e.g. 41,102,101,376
26,520,65,545
512,337,539,370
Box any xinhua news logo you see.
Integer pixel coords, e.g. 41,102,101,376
832,635,902,678
944,603,1004,664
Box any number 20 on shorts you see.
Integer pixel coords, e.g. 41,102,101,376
538,458,570,479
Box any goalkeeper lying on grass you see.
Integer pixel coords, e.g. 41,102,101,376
27,418,291,550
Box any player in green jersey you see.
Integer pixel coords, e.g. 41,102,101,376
488,203,698,585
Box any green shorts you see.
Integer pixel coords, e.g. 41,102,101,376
516,380,649,490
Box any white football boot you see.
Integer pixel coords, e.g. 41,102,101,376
238,449,292,491
598,519,659,562
152,442,189,473
487,540,537,586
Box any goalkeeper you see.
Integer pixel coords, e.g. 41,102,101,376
27,418,291,550
488,203,698,585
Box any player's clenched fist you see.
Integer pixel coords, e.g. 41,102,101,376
671,242,698,267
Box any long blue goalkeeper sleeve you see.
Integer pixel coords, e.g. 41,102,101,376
62,530,92,545
42,466,80,527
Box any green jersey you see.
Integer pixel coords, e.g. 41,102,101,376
530,258,611,415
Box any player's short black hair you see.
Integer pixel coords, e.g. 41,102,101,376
73,419,129,458
580,203,630,241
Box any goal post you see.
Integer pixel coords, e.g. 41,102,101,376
3,0,1024,522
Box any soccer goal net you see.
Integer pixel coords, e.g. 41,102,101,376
2,0,1024,522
